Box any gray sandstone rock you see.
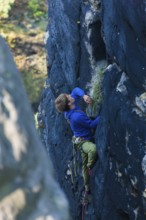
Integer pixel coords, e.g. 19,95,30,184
0,36,70,220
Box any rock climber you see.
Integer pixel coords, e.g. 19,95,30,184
55,87,100,195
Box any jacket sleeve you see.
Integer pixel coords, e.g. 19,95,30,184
71,87,85,99
76,112,100,129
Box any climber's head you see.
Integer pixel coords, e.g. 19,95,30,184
55,93,75,112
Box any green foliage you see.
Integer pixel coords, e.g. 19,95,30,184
0,0,47,109
28,0,46,19
22,69,46,105
0,0,15,18
92,68,104,109
87,68,105,117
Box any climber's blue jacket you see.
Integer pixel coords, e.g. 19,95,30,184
65,87,100,140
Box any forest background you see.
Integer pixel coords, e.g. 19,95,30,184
0,0,47,111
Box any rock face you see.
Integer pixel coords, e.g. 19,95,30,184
40,0,146,219
0,36,69,220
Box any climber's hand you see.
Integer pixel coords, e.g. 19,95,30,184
83,95,92,104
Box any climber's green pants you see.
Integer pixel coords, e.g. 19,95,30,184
81,141,97,191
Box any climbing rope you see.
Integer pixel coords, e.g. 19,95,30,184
82,204,85,220
81,190,92,220
81,190,88,220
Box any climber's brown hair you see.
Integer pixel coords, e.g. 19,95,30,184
55,93,70,112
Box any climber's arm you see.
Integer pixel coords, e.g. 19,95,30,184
75,112,100,129
71,87,92,104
